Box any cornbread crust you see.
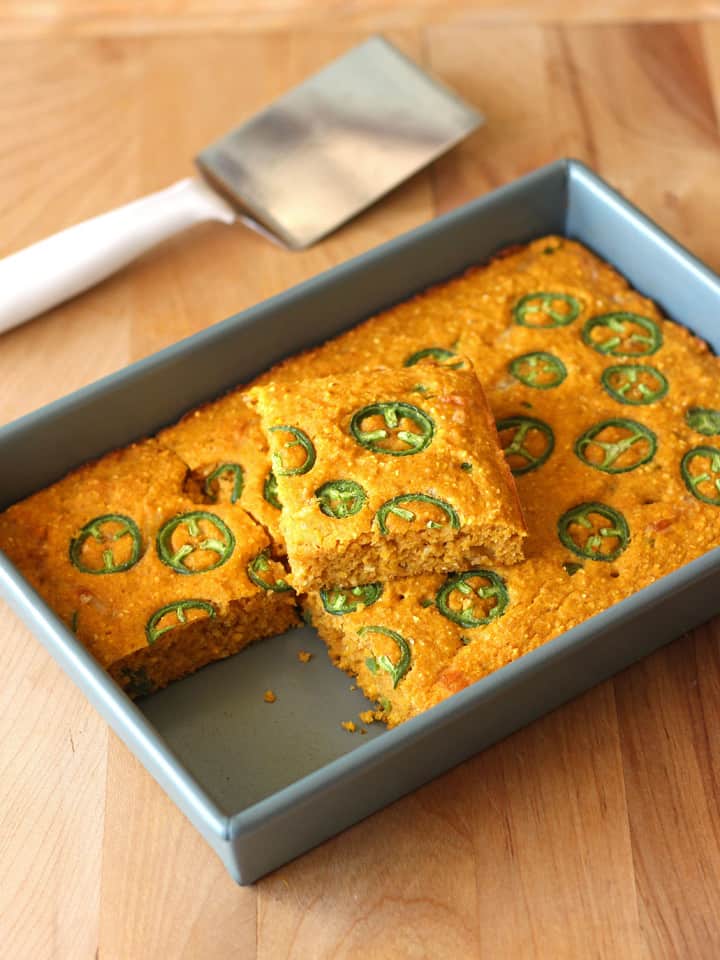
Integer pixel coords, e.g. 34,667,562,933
157,387,285,551
302,236,720,726
0,440,298,696
247,365,527,591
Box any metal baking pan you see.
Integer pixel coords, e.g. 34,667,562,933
2,159,719,884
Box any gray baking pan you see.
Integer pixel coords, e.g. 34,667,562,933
1,159,719,884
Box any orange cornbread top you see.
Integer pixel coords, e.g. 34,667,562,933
0,440,288,671
247,364,527,567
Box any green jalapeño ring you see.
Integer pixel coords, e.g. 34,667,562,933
269,425,316,476
435,569,509,628
320,582,384,615
315,479,368,519
247,549,292,592
496,416,555,475
157,511,235,574
685,408,720,437
582,312,662,357
601,364,669,405
558,502,630,562
350,401,435,456
358,625,412,688
203,462,244,504
574,418,657,474
680,446,720,505
263,470,282,510
403,347,466,370
508,351,567,389
513,291,582,328
375,493,460,535
145,599,216,645
69,514,142,574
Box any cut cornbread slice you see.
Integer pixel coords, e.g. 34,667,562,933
156,386,285,551
247,365,526,592
0,440,298,697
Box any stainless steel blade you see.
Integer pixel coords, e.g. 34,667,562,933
195,36,483,249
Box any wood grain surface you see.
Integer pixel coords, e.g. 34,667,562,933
1,7,720,959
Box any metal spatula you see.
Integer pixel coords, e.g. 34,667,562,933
0,36,482,336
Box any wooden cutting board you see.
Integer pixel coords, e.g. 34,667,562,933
1,6,720,958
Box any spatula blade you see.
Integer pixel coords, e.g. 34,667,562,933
196,36,483,249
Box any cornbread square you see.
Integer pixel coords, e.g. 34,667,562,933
248,365,526,592
0,440,298,697
156,386,285,551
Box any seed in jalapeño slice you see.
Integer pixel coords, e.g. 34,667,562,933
374,493,460,535
145,599,216,645
601,364,668,405
315,479,367,519
574,418,657,474
680,446,720,505
435,569,509,628
496,416,555,475
69,513,142,574
247,549,293,592
582,312,662,357
558,502,630,561
320,582,384,615
357,625,412,688
513,292,581,328
509,351,567,389
269,425,316,476
685,408,720,437
403,347,466,369
157,510,235,574
203,462,244,503
350,401,435,456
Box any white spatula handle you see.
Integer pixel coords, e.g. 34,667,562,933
0,177,236,336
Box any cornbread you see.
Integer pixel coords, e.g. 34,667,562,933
0,440,298,696
247,365,527,591
3,235,720,720
157,387,285,551
301,236,720,725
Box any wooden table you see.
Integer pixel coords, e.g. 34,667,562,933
2,4,720,957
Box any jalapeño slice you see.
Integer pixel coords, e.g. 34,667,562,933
375,493,460,535
601,364,668,405
263,470,282,510
496,416,555,475
582,312,662,357
509,351,567,389
575,418,657,474
145,599,216,645
157,511,235,574
558,502,630,562
69,514,142,574
685,408,720,437
681,446,720,505
269,425,316,476
320,582,384,615
203,462,244,504
403,347,466,370
435,570,509,628
513,292,581,328
247,549,292,591
315,479,367,519
350,402,434,456
358,625,411,688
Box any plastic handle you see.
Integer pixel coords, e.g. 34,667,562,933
0,177,236,336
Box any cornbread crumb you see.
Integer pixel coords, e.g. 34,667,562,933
341,720,357,733
359,710,376,724
263,689,277,703
297,650,312,663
